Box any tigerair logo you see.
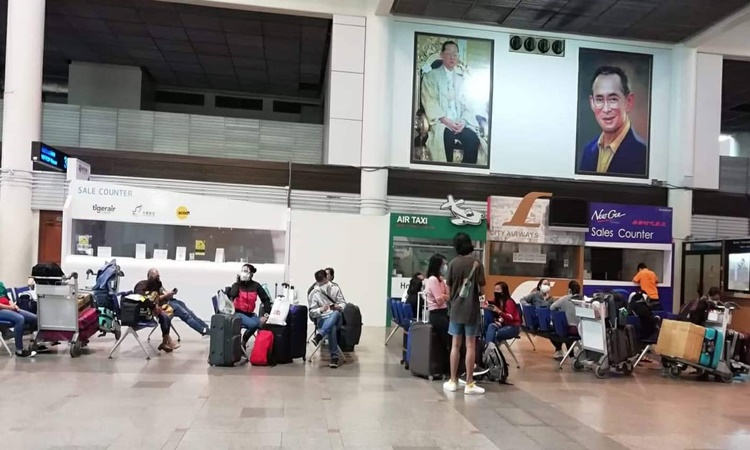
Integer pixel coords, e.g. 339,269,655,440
176,206,190,220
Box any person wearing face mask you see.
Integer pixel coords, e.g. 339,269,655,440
133,269,179,352
308,269,347,368
485,281,521,345
521,279,553,308
228,264,272,347
423,254,451,372
550,280,582,337
403,273,424,318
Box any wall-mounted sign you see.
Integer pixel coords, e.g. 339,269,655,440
587,202,672,244
176,206,190,220
390,213,487,241
31,141,69,173
487,192,584,245
439,195,485,226
66,158,91,181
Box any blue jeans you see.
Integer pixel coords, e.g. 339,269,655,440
448,321,480,337
485,324,520,344
318,311,343,359
0,309,37,351
169,299,208,335
235,311,261,337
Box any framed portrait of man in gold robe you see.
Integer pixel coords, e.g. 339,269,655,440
411,33,494,168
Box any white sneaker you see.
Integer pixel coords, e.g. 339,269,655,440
457,378,467,387
464,382,485,395
443,380,458,392
553,350,564,360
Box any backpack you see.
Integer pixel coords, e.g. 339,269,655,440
119,294,155,326
250,330,275,366
482,341,510,384
678,297,711,326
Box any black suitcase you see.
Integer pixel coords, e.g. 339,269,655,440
340,303,362,351
408,322,444,380
208,314,242,367
288,305,308,360
266,323,293,364
608,325,638,365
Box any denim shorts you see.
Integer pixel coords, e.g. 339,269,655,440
448,321,480,337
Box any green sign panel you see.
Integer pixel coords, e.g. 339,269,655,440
390,213,487,241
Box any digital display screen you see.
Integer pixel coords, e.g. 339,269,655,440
728,253,750,292
31,142,69,172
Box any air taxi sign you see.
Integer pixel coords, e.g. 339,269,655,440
390,197,487,241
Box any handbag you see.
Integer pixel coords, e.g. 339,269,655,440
217,289,235,315
266,296,291,326
458,261,480,300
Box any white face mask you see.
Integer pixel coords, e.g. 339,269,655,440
239,272,251,282
540,284,551,294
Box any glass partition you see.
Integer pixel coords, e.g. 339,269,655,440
487,242,579,279
71,220,285,264
391,236,484,278
583,247,665,282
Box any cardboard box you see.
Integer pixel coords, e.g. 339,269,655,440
655,319,704,363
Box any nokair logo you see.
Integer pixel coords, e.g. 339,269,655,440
176,206,190,220
92,204,115,214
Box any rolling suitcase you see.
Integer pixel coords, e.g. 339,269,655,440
700,328,724,369
288,305,308,360
208,314,243,367
408,294,444,380
267,323,293,364
340,303,363,352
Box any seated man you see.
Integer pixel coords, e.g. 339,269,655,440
308,269,347,368
133,270,181,352
0,282,37,357
136,268,208,337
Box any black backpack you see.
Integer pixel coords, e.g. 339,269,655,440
339,304,363,351
678,297,712,326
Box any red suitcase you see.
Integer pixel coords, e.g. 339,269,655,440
35,307,99,358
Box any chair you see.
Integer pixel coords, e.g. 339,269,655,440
626,315,658,368
519,304,538,351
307,315,346,364
385,298,403,346
107,292,159,360
536,308,552,332
551,311,581,369
0,319,13,356
483,309,521,369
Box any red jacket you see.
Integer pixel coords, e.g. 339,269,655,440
494,298,521,327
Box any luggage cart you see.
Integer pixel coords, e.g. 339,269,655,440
31,272,96,357
571,300,633,378
661,302,749,383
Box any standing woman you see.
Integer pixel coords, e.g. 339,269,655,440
424,254,450,372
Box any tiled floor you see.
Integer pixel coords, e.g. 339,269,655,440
2,323,750,450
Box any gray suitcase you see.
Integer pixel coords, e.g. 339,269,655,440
208,314,242,366
408,293,444,380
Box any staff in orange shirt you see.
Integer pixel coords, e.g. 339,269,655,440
633,263,661,310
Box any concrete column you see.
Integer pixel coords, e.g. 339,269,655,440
359,12,391,215
0,0,45,285
667,46,698,312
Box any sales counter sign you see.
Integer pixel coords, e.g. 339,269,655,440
587,202,672,244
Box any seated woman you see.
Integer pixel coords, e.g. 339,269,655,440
522,278,568,360
228,264,272,347
0,282,37,357
133,270,179,353
485,281,521,344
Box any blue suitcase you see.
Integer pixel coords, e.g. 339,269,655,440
700,328,724,369
287,305,308,360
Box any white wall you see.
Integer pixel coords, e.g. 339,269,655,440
693,53,723,190
288,210,389,326
390,20,673,184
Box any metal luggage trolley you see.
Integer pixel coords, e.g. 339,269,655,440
662,302,749,383
570,299,633,378
32,272,88,357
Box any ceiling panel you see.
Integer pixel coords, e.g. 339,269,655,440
0,0,332,98
392,0,750,43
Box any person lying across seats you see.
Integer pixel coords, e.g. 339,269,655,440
0,282,37,358
133,269,180,353
228,264,271,347
308,269,347,368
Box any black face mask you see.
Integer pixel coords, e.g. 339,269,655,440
494,292,504,303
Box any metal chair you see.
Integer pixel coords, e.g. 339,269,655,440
551,311,581,369
520,304,538,351
108,293,159,360
307,316,346,364
482,309,521,369
0,319,14,356
385,298,403,346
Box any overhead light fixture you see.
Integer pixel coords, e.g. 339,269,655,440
509,34,565,57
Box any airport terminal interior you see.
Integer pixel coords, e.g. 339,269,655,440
4,0,750,449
